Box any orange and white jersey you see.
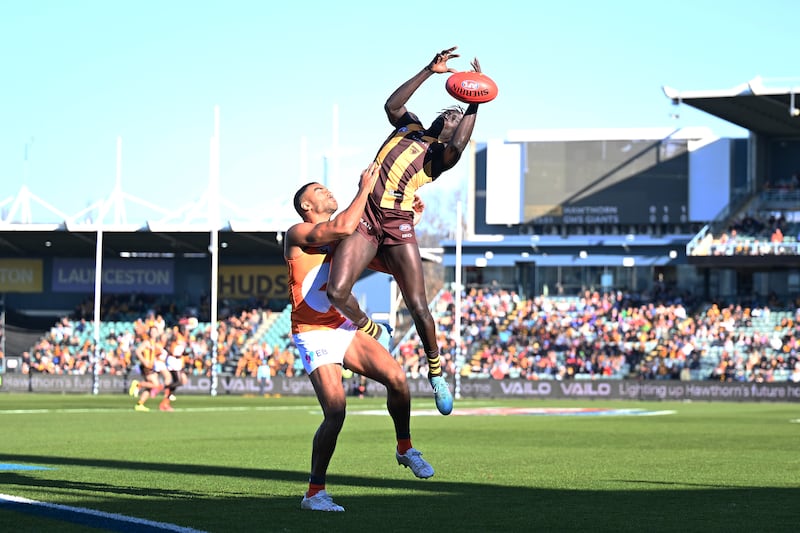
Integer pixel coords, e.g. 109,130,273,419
154,346,169,373
170,339,187,357
286,244,346,334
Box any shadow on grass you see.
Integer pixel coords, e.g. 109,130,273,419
0,453,797,533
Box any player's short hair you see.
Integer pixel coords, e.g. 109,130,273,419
293,182,316,218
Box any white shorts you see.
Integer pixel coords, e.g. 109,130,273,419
166,355,183,372
293,321,357,375
154,360,167,373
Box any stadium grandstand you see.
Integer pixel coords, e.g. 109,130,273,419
2,77,800,398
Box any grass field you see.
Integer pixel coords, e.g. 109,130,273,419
0,393,798,532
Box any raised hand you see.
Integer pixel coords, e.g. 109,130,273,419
470,57,482,74
359,161,380,190
427,46,460,74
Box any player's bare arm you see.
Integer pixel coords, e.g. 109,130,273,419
134,343,148,365
384,46,460,126
285,163,379,256
441,58,482,170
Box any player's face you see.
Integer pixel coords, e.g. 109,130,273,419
306,184,338,214
439,110,463,142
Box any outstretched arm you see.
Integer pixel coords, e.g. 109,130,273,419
384,46,460,126
285,163,379,252
442,58,482,170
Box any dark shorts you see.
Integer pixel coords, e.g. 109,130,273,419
356,198,418,247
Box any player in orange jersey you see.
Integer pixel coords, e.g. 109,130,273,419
286,163,434,513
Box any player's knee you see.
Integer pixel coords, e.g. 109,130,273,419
386,370,408,394
408,302,433,322
379,365,407,393
325,280,347,305
326,405,346,427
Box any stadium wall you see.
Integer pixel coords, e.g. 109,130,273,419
1,374,799,403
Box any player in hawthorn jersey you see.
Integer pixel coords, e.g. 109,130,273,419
131,326,171,411
326,47,482,416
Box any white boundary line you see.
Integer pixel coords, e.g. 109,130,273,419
352,407,679,417
0,493,207,532
0,405,317,415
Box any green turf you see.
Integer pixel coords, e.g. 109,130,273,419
0,394,798,532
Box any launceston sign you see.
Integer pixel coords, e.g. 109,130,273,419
1,374,799,402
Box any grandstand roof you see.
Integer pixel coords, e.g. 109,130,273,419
0,178,292,258
0,224,283,258
663,77,800,137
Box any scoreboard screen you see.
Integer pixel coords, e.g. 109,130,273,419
522,138,690,225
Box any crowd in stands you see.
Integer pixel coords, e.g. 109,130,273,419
765,172,800,193
693,210,800,257
7,286,800,385
15,300,301,382
395,287,800,383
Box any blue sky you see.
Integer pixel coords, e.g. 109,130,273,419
1,0,795,225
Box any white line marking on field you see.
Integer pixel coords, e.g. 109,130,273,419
0,405,317,415
0,493,207,532
353,407,678,417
